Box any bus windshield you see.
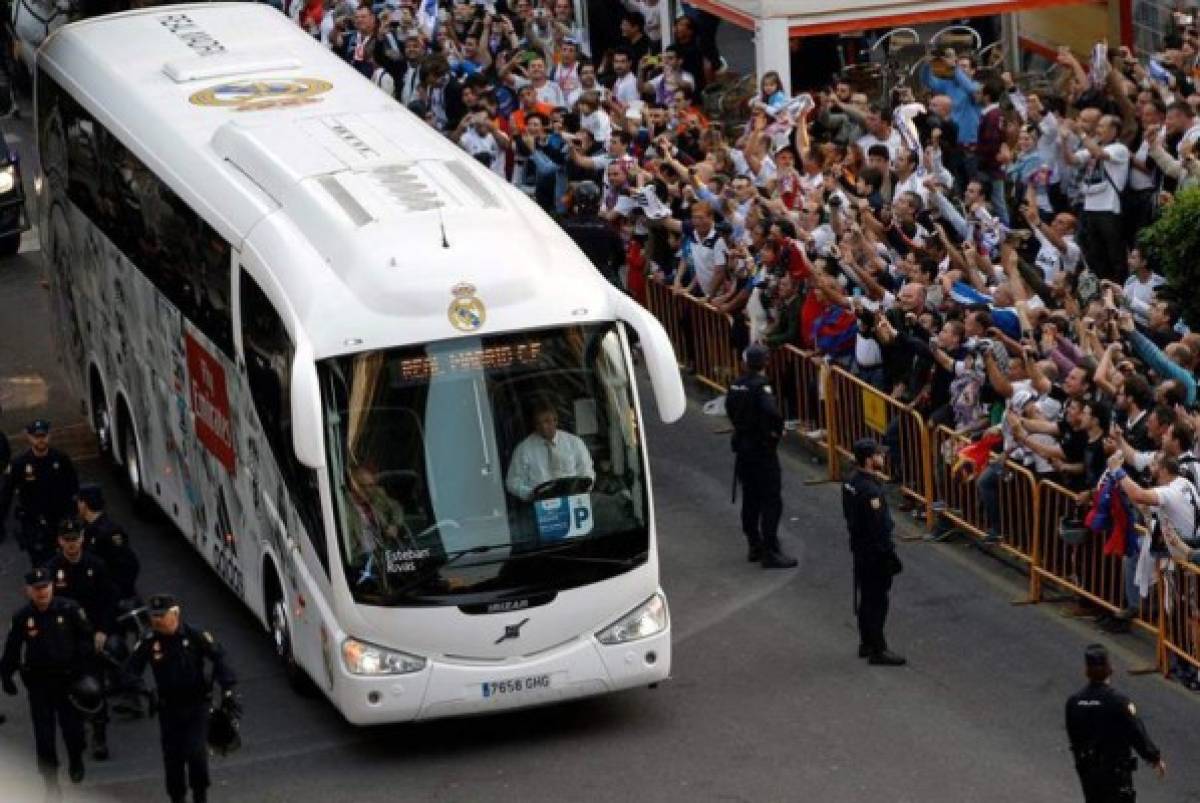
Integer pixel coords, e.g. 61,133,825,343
319,324,649,607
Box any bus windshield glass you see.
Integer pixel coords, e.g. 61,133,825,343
319,324,648,607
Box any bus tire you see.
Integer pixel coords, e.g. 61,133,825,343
266,573,316,697
117,403,153,519
89,370,112,461
0,232,19,257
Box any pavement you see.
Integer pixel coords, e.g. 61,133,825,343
1,69,1200,803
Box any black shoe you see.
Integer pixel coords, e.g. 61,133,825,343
858,644,870,658
67,758,84,783
745,536,763,563
868,650,907,666
760,551,798,569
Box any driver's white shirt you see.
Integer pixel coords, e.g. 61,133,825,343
506,430,595,501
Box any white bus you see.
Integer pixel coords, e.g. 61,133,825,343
35,3,685,724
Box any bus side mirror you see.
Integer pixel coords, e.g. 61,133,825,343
291,348,327,470
609,291,686,423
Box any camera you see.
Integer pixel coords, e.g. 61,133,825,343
855,307,877,330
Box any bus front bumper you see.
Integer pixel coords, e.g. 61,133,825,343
333,627,671,725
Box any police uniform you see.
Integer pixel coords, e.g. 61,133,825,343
1066,645,1162,802
726,345,796,569
0,568,92,781
79,485,140,602
126,595,237,803
46,523,119,758
0,420,79,567
842,439,905,665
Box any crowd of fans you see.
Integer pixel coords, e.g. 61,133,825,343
281,0,1200,664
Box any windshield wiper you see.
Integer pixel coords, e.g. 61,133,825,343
536,549,649,567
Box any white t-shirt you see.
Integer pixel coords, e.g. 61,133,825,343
1032,229,1081,284
1153,476,1200,543
685,222,728,294
612,72,640,106
579,108,613,145
856,128,904,165
459,128,505,177
1124,271,1166,325
1074,142,1130,213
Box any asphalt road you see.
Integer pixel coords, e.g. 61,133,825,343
2,86,1200,803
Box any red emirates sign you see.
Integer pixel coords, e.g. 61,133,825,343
185,333,236,473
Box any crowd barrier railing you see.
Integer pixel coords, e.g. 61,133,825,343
1159,560,1200,677
643,285,1194,676
825,366,933,521
1032,481,1158,634
931,425,1041,571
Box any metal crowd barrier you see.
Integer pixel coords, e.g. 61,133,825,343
646,280,739,393
643,286,1197,675
1160,561,1200,676
826,366,933,521
765,345,834,457
1031,481,1157,633
931,425,1040,567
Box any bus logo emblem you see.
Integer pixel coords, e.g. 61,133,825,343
448,283,486,332
189,78,334,112
495,617,530,645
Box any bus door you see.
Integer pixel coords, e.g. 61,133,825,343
236,258,331,677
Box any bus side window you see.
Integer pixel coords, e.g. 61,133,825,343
239,268,329,577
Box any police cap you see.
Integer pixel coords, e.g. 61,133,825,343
743,344,769,370
26,419,50,435
147,594,180,616
76,483,105,511
1084,643,1110,669
57,519,83,540
853,438,883,466
25,567,52,587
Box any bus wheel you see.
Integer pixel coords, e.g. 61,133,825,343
90,375,112,460
118,407,152,518
269,586,315,697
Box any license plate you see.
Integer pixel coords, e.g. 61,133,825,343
481,674,552,698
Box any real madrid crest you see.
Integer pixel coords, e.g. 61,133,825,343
188,77,334,113
447,283,486,332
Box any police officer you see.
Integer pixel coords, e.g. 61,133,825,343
78,484,140,603
126,594,238,803
559,181,626,289
727,344,797,569
45,519,117,760
842,439,906,666
1066,644,1166,801
0,567,92,786
0,420,79,567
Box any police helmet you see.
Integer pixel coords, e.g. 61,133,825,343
68,675,105,716
207,705,242,756
572,180,602,215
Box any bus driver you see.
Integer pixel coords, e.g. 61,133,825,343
505,402,596,502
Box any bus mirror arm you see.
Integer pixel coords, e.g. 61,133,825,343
609,290,686,424
291,348,327,470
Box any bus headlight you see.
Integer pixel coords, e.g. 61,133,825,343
595,593,668,645
0,165,15,194
341,637,426,675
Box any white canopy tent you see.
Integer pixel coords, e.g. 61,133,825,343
677,0,1098,93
